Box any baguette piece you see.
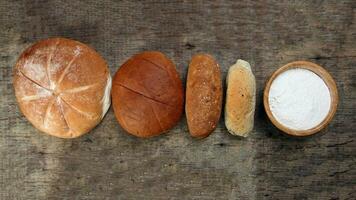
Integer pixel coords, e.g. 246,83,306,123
225,59,256,137
186,54,222,138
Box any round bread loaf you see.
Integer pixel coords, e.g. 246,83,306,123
112,51,184,138
13,38,111,138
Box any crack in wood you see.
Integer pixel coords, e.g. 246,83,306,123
214,142,231,147
309,55,356,60
326,140,354,147
329,168,352,177
185,42,196,50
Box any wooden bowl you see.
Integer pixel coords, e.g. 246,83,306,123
263,61,338,136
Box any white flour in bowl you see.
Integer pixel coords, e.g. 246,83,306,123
268,68,331,131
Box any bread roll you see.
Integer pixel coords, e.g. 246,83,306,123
225,59,256,137
13,38,111,138
185,54,222,138
112,51,184,138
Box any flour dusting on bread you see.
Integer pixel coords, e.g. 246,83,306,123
13,38,111,138
225,59,256,137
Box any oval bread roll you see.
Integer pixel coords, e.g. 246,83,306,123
225,59,256,137
186,54,222,138
13,38,111,138
112,51,184,138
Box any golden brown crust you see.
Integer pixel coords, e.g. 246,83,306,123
112,51,184,138
225,59,256,137
185,54,222,138
13,38,111,138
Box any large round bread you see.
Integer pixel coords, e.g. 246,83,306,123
13,38,111,138
112,51,184,138
186,54,222,138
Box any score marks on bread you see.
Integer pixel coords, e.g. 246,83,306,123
13,38,111,138
13,37,259,139
111,51,184,138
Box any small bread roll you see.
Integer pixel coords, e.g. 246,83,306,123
225,59,256,137
13,38,111,138
186,54,222,138
112,51,184,138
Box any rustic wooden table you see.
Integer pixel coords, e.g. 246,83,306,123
1,1,355,199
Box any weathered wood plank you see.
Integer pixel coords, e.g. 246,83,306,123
0,0,355,199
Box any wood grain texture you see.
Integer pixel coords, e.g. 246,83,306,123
0,0,355,199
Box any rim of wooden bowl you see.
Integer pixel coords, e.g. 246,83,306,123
263,61,338,137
